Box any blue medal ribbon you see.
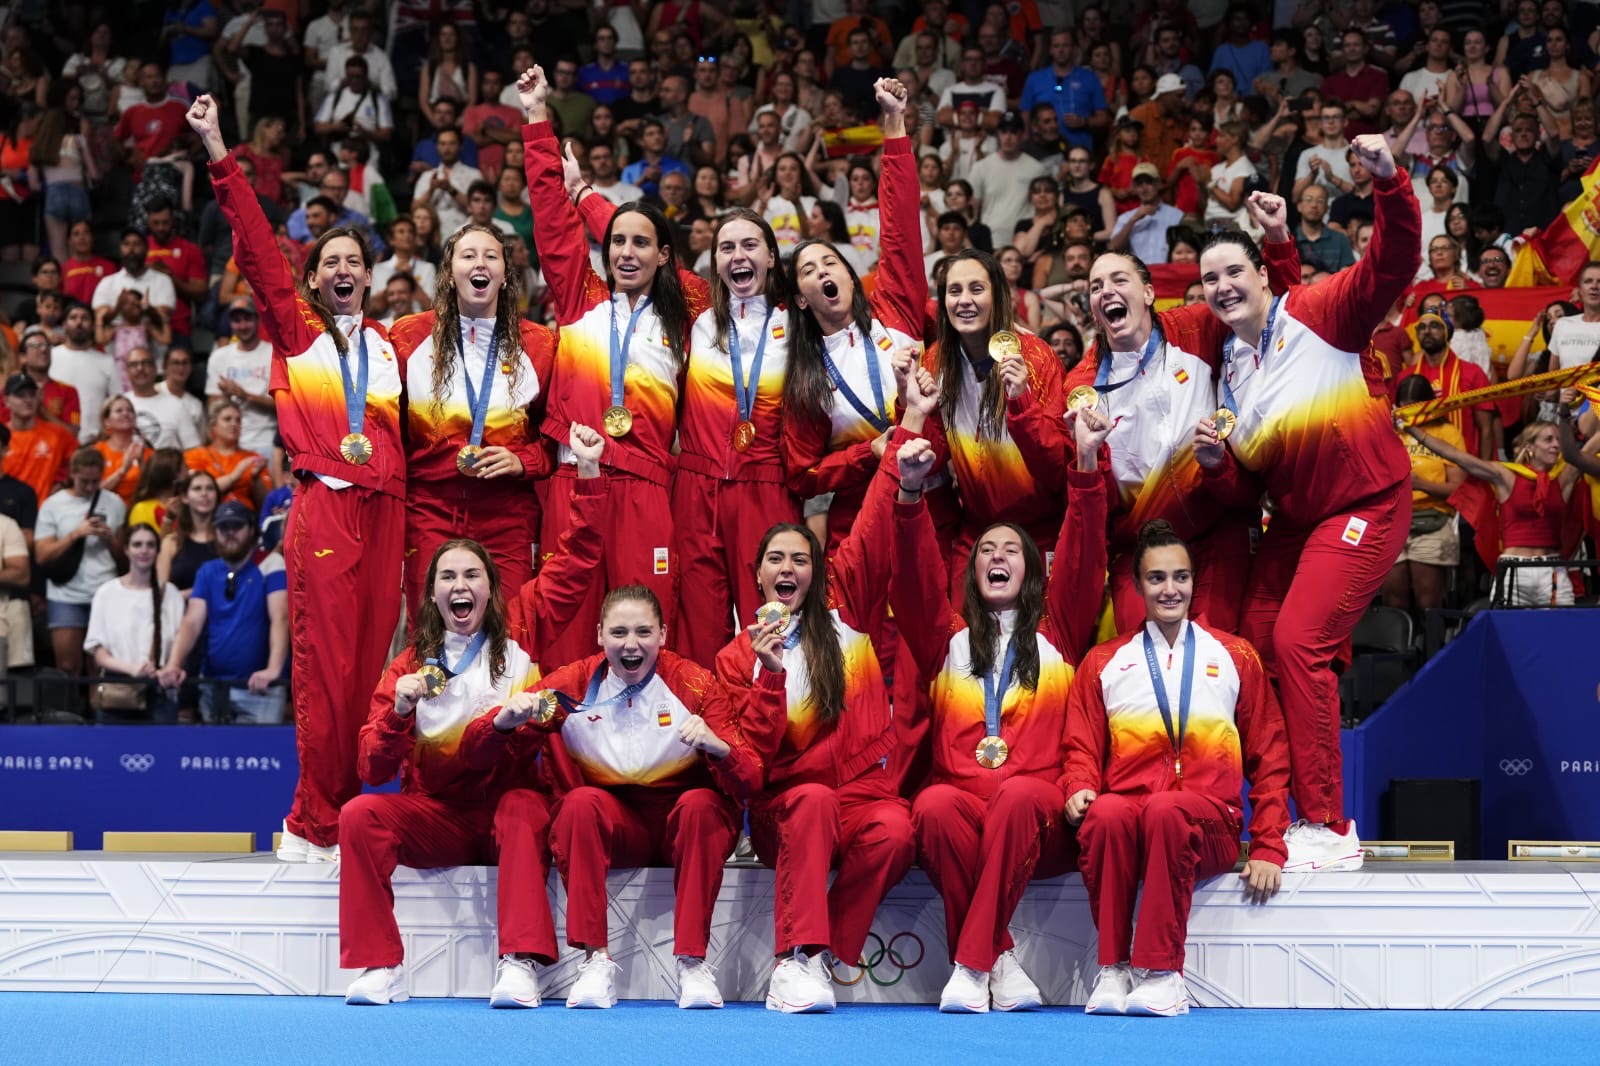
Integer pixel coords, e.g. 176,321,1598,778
729,306,775,422
1142,623,1195,777
582,660,659,709
1219,294,1282,415
1093,322,1163,395
459,319,502,448
425,630,488,679
981,638,1019,741
338,324,370,438
608,296,653,410
821,325,891,432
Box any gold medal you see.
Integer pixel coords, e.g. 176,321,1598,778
1067,385,1100,412
418,664,447,699
755,600,791,629
733,420,756,452
339,433,373,465
603,405,633,438
1212,408,1237,441
529,689,561,725
976,735,1010,769
987,329,1022,360
456,444,484,475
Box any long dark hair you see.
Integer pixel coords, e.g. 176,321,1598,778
961,523,1043,693
784,238,874,421
299,226,376,355
409,539,510,686
1133,519,1190,580
122,522,167,668
709,208,789,353
427,223,527,417
602,203,690,370
935,249,1016,437
756,523,845,724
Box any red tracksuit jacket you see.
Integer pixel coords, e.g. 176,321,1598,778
504,476,609,651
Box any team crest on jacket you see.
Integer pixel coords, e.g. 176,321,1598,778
656,705,672,727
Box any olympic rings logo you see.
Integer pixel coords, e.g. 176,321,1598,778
1500,758,1533,776
120,754,155,772
829,932,925,988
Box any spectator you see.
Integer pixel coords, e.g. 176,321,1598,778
29,107,98,263
84,522,184,722
969,110,1050,234
1542,262,1600,370
940,98,997,183
225,9,304,141
1320,30,1390,137
943,178,993,252
1255,28,1322,105
159,499,288,723
900,32,957,98
141,200,207,347
52,306,120,442
583,141,645,208
411,127,482,234
493,167,534,254
157,469,219,594
10,326,79,435
411,202,443,264
1108,163,1185,263
320,13,397,103
418,22,477,114
1130,74,1190,175
691,55,752,164
61,220,116,306
112,63,190,186
547,59,598,140
829,27,894,115
36,446,127,677
827,0,894,72
1099,115,1146,215
90,230,176,356
375,272,419,328
750,69,814,151
162,0,221,91
657,74,716,166
1407,308,1494,457
1293,185,1356,272
205,297,276,458
1021,103,1066,172
997,245,1044,332
1476,245,1510,288
1397,104,1475,201
159,347,207,449
0,498,29,672
622,118,691,199
313,56,395,151
1382,374,1463,619
126,447,186,531
1329,148,1376,233
1041,319,1085,374
92,395,152,510
186,399,268,513
580,25,630,106
937,48,1007,131
1210,6,1273,92
1204,120,1256,233
1060,147,1115,240
613,58,663,141
924,209,969,287
371,218,438,299
1148,23,1204,101
0,421,38,541
461,70,522,180
1293,101,1354,199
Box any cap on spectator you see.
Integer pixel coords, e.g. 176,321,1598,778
1154,73,1187,97
228,295,257,316
1114,113,1144,130
4,373,38,395
997,109,1025,131
214,501,255,530
1132,162,1162,181
20,324,48,343
956,98,980,111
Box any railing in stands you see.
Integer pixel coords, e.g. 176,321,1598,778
0,676,290,725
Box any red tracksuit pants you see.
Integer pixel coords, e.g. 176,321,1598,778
548,784,739,958
911,776,1077,972
1109,521,1253,635
284,480,404,847
337,788,559,967
1076,790,1241,971
1240,484,1409,824
403,478,540,625
749,771,915,963
537,467,675,670
671,468,799,668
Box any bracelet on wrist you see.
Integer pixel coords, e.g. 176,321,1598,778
899,482,923,496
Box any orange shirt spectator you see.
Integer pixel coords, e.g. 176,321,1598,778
828,13,894,69
2,375,75,505
185,400,268,513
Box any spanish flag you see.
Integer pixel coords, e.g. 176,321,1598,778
1507,154,1600,286
1149,262,1199,312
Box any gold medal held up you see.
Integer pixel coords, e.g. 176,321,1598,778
456,444,483,475
339,433,373,465
733,420,756,452
418,664,448,699
603,405,633,438
1067,385,1100,412
529,689,561,725
976,735,1010,769
1212,408,1237,441
987,330,1022,360
755,600,790,629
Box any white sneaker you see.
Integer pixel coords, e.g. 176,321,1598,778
1085,963,1133,1015
1283,818,1364,873
765,948,832,1013
675,955,724,1009
806,950,838,1011
988,950,1041,1011
938,964,991,1014
565,951,619,1009
345,964,408,1005
275,821,307,862
489,954,541,1009
1125,968,1189,1017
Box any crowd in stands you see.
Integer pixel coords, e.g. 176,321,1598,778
0,0,1592,721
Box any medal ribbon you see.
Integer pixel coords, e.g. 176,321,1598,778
729,305,775,423
459,319,502,448
339,324,370,439
1093,322,1163,395
1142,624,1195,771
1219,294,1282,415
608,296,653,411
981,638,1018,741
821,324,891,432
582,660,659,709
426,630,487,678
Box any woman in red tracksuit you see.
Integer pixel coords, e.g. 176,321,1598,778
714,381,938,1015
1064,520,1292,1018
518,66,709,669
890,401,1112,1013
508,585,762,1011
189,96,404,862
1066,207,1302,634
782,77,933,560
339,425,607,1009
920,247,1070,602
1191,135,1419,873
388,224,556,619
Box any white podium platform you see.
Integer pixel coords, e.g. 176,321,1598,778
1,855,1597,1009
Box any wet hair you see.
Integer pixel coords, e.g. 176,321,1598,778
1092,248,1153,287
299,226,376,355
428,223,527,417
410,538,510,686
709,208,790,352
935,249,1015,436
784,238,875,422
961,523,1043,693
1199,228,1264,268
601,204,691,371
755,523,844,723
1133,519,1192,580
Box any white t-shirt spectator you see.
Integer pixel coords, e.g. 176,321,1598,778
314,86,394,140
321,44,397,103
371,257,438,298
413,161,484,235
592,180,645,207
205,340,278,456
84,576,185,675
940,132,996,183
1294,142,1354,195
1398,68,1450,112
50,345,121,443
125,389,203,450
0,512,31,668
1205,154,1259,231
749,104,816,152
91,269,177,315
1546,314,1600,370
968,152,1050,233
38,489,128,605
937,81,1007,119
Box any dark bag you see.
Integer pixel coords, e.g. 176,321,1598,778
42,490,99,585
1410,508,1451,536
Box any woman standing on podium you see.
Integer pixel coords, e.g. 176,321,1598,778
386,222,556,620
188,95,404,864
518,66,709,668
